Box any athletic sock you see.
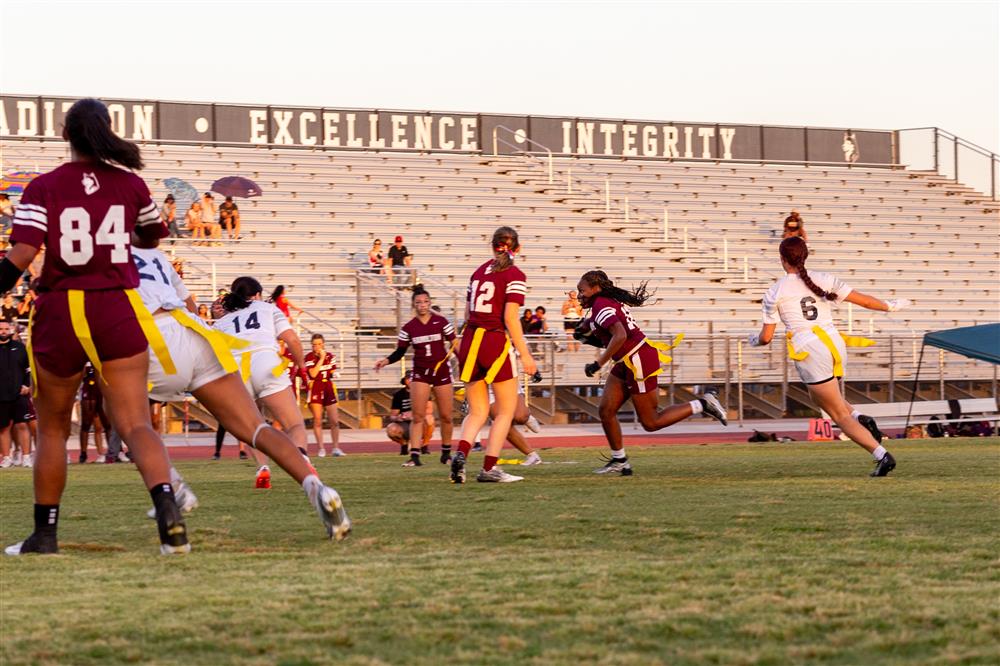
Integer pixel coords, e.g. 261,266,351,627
441,444,452,453
410,451,421,464
457,440,472,457
483,455,498,471
872,445,887,462
297,447,309,457
611,449,627,460
34,503,59,535
690,399,705,415
851,409,862,420
149,482,176,518
301,474,322,503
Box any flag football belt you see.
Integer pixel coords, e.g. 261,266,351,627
785,326,875,378
619,334,685,382
166,308,248,375
239,350,291,383
460,326,512,384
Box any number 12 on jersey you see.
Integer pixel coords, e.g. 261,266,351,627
469,280,495,313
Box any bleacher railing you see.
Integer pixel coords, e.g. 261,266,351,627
898,127,999,201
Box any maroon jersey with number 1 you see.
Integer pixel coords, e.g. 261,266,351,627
398,315,456,369
11,161,163,291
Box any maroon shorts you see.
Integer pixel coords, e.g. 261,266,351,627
457,328,514,384
610,342,661,395
411,363,452,387
308,381,338,406
31,290,149,378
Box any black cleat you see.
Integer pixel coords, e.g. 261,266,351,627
154,497,191,555
238,451,248,461
471,442,483,453
211,452,221,461
4,531,59,556
420,446,430,455
594,455,634,476
870,451,896,477
450,451,467,484
399,444,408,456
78,451,88,464
858,414,885,443
439,449,452,465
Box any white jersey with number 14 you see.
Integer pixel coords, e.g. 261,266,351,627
213,300,291,355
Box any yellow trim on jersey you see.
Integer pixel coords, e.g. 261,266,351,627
26,308,38,398
67,290,107,381
460,328,486,383
484,337,512,384
272,354,290,378
124,289,176,376
786,330,875,366
239,351,252,383
167,309,247,375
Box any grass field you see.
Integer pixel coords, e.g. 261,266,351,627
1,438,998,665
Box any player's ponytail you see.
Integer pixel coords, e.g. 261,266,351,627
579,270,654,307
224,276,263,312
489,226,520,273
268,285,285,303
779,236,835,301
64,98,144,171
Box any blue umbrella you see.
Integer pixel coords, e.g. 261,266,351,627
211,176,263,198
163,177,199,218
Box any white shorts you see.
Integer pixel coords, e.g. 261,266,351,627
793,333,848,385
148,315,230,402
242,349,292,400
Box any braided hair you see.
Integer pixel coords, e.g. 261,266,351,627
778,237,835,301
490,226,519,273
223,276,263,311
579,270,654,307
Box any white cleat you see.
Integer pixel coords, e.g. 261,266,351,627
331,448,346,457
476,467,524,483
521,452,543,466
0,456,12,469
699,391,729,426
21,454,32,468
524,415,542,434
94,455,105,464
313,486,351,541
11,451,23,466
317,448,327,458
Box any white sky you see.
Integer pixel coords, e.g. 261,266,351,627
1,0,997,152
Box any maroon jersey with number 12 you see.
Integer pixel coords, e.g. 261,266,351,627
465,260,527,331
11,162,164,291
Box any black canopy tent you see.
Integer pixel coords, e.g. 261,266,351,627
905,323,1000,429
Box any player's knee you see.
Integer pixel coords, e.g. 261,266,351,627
598,402,618,421
638,415,658,432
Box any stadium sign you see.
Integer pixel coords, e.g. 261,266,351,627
0,95,895,165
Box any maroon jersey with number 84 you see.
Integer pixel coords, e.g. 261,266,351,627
10,162,163,291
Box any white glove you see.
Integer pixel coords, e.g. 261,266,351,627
747,333,762,347
885,298,911,313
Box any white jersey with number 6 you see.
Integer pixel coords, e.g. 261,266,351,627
762,271,853,342
213,301,291,355
131,247,189,312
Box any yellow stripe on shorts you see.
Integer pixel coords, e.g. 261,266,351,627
124,289,176,376
68,289,107,381
26,308,38,398
168,308,246,375
483,337,512,384
460,328,486,383
811,325,845,378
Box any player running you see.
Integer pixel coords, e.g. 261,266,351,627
575,270,728,476
77,363,109,463
450,226,539,483
746,236,910,476
374,287,456,467
305,334,343,457
2,98,190,555
131,238,349,538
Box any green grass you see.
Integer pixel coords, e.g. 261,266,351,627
1,438,999,665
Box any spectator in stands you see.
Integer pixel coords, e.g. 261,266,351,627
16,288,35,321
385,375,413,455
196,304,211,323
533,306,549,334
201,192,221,245
220,196,240,240
367,239,385,275
171,257,184,279
0,194,13,237
927,416,945,438
161,195,180,237
562,290,584,352
186,201,204,242
1,294,18,323
782,211,807,241
269,285,304,324
386,235,412,285
521,308,537,334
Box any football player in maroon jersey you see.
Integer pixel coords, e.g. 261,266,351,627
374,287,456,466
305,334,343,457
0,98,189,554
451,227,539,483
576,270,728,476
